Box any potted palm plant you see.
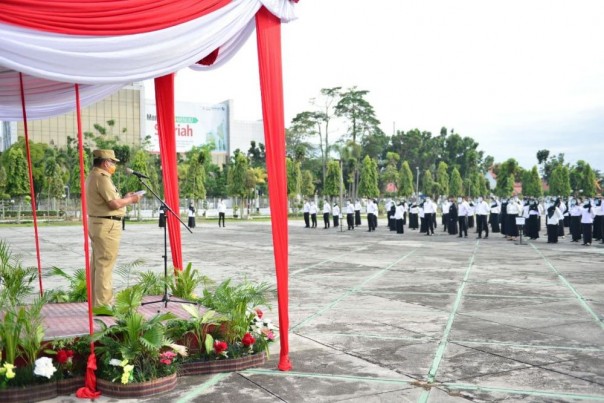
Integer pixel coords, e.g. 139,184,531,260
92,286,186,398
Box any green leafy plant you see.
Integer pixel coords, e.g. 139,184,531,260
199,279,273,345
0,240,37,303
93,286,185,383
44,267,87,302
169,262,212,300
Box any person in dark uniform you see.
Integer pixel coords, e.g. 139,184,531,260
441,199,450,232
158,204,166,228
546,203,563,243
303,200,310,228
409,201,419,230
188,202,196,228
346,200,355,230
500,198,508,237
569,198,582,243
527,199,540,240
489,197,500,233
354,200,362,226
86,149,142,308
593,198,603,242
448,197,458,235
389,201,396,232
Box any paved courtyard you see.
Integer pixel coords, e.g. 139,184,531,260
1,217,603,402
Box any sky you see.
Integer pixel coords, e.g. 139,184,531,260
145,0,604,172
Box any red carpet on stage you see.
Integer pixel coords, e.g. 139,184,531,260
42,296,193,340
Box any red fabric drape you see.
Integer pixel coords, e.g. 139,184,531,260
73,84,100,399
0,0,231,35
255,6,291,371
154,74,183,271
18,73,44,296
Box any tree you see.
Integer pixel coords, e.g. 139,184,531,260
449,167,463,197
380,152,400,197
494,158,520,197
358,156,379,198
334,87,381,146
227,152,248,218
286,158,301,199
422,170,435,197
300,170,315,198
536,149,550,165
581,163,597,197
549,165,571,197
323,160,341,199
436,162,450,197
0,164,7,199
398,161,414,197
247,141,266,168
5,147,29,199
181,147,207,207
522,166,542,197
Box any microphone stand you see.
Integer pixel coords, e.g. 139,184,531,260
133,175,195,309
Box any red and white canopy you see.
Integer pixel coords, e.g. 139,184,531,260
0,0,296,384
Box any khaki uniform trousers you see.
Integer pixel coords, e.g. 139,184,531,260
89,218,122,308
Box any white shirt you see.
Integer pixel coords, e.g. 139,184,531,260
354,201,361,211
507,200,520,215
346,203,354,214
570,205,581,216
442,201,451,214
490,200,501,214
218,202,226,213
394,204,405,220
580,206,596,224
309,204,317,214
323,202,331,214
458,201,469,217
476,200,489,215
303,202,310,213
423,200,435,214
546,207,564,225
188,207,195,217
595,202,604,216
332,205,340,217
410,205,419,214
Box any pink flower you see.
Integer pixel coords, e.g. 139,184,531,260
242,333,256,347
214,340,228,355
266,331,276,341
159,351,177,365
255,308,263,319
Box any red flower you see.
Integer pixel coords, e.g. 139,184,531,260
214,340,228,355
255,308,263,319
242,333,256,347
57,350,69,364
66,350,74,358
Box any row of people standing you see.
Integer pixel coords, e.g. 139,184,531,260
302,196,604,247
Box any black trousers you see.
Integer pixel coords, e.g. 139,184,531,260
489,213,500,233
333,216,339,227
367,213,376,231
218,212,225,227
582,223,593,245
547,224,558,243
396,219,404,233
347,213,354,230
303,212,310,228
355,210,361,225
311,214,317,228
570,216,582,241
594,216,602,240
424,213,434,234
323,212,330,228
442,213,449,231
458,217,468,237
477,215,489,238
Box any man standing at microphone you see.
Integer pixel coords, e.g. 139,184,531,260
86,150,142,309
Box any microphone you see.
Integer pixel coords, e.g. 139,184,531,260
125,168,150,179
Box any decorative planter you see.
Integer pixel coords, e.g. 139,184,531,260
96,373,177,398
56,375,85,395
179,352,266,376
0,381,58,403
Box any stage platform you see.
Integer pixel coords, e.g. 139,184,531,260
42,296,194,340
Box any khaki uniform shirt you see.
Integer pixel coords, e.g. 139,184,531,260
85,167,125,217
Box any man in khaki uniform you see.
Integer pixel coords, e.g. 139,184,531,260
86,149,142,308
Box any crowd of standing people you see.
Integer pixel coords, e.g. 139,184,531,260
301,195,604,247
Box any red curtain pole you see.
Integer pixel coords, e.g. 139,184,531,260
18,73,44,296
73,84,101,399
255,6,291,371
154,74,183,271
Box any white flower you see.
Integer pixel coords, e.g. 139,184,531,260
34,357,57,379
169,343,188,357
109,359,122,367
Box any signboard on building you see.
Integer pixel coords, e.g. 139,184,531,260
144,101,228,153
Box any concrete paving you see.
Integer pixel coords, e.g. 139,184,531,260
1,217,603,402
